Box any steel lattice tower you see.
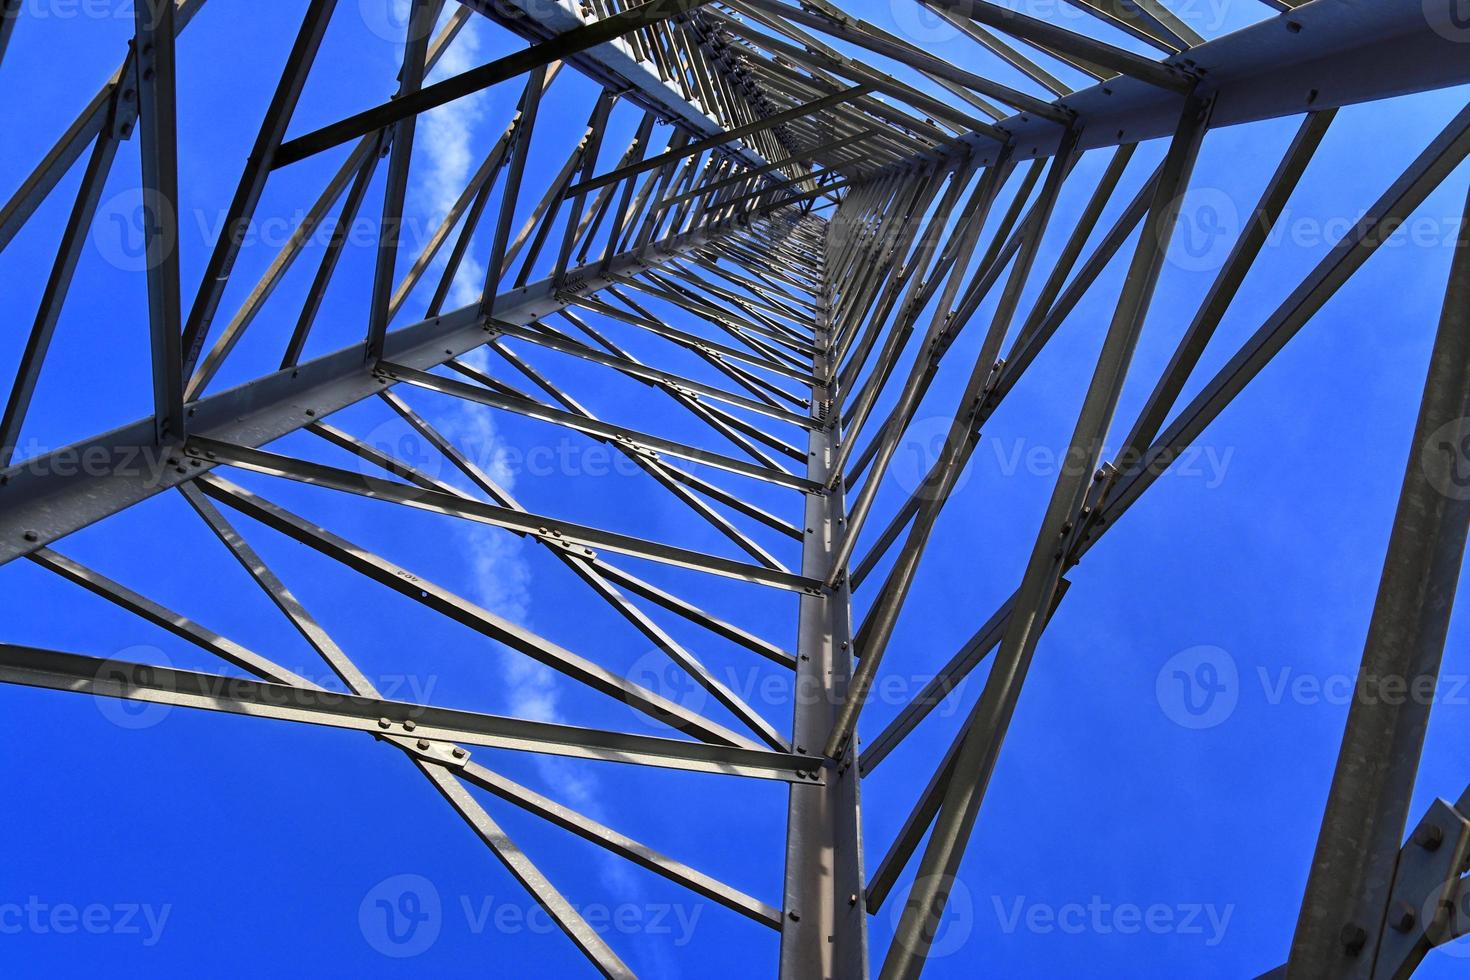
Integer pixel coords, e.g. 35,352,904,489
3,0,1470,976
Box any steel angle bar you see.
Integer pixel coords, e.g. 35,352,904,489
515,114,603,285
616,130,688,253
464,342,805,550
661,462,806,539
177,481,384,693
828,157,1000,486
878,92,1212,979
459,760,783,928
732,0,1066,124
0,644,819,782
707,9,998,140
1287,179,1470,980
417,765,636,979
1097,100,1470,536
496,317,804,470
0,213,786,567
0,0,209,252
394,69,566,320
27,547,315,687
193,10,478,391
779,217,866,980
282,139,385,368
573,293,816,384
0,0,17,67
817,135,1077,739
608,273,817,354
178,0,337,388
847,151,1157,586
575,126,667,265
191,472,779,749
491,320,816,429
306,419,468,497
483,66,551,315
657,131,875,211
898,0,1192,92
554,90,618,283
187,437,822,593
133,0,186,446
635,264,815,344
68,486,637,977
365,0,438,364
599,112,659,271
590,561,796,668
631,275,812,364
0,113,125,468
1055,0,1182,53
354,394,792,750
1115,109,1334,465
567,85,874,197
429,353,801,572
273,0,715,167
1113,0,1204,49
663,259,813,326
910,1,1074,95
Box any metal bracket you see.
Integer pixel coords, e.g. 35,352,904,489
1060,461,1117,566
1372,797,1470,978
379,728,471,770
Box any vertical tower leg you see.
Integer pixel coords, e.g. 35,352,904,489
781,215,869,980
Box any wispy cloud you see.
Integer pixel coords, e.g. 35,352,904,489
415,4,489,309
397,7,641,904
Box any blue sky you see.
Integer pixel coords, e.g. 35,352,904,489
2,1,1470,977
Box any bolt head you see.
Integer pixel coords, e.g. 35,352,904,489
1340,922,1368,955
1415,823,1445,851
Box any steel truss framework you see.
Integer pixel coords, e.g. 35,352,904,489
4,0,1470,976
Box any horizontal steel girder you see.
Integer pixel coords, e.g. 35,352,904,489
0,223,758,567
906,0,1470,165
